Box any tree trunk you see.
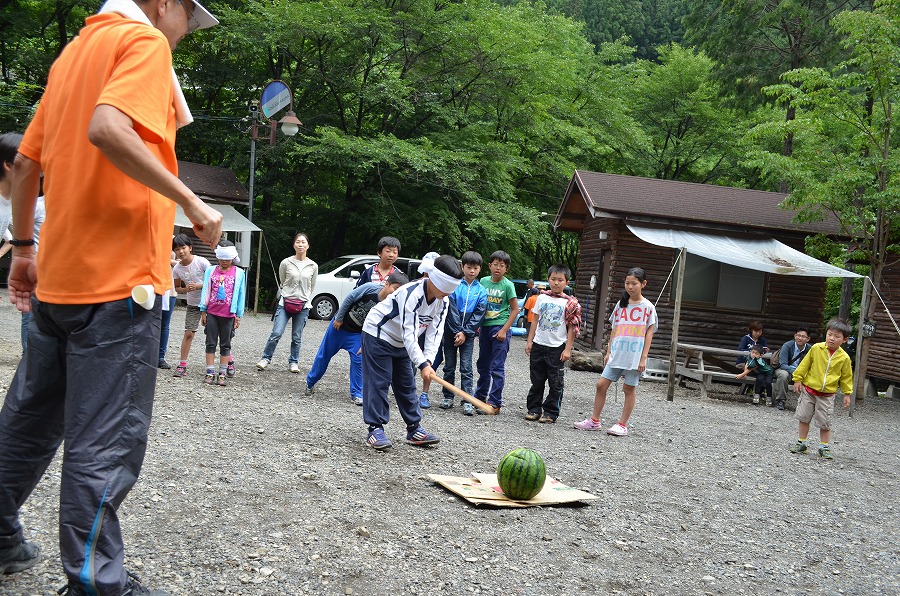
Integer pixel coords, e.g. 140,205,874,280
330,179,356,257
779,104,796,193
839,263,854,321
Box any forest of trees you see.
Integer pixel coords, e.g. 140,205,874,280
1,1,897,379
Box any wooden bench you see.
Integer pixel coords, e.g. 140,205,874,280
674,342,772,399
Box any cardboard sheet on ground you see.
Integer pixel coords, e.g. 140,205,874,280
428,473,599,507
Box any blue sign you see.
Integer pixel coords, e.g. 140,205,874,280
261,81,291,119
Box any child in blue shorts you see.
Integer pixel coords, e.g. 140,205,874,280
574,267,657,436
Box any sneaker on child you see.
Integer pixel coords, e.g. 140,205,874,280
0,540,40,574
157,359,171,370
419,392,430,409
790,440,809,454
350,395,363,406
538,415,556,424
462,402,475,416
606,422,628,436
406,426,440,445
818,445,834,460
226,361,236,378
256,358,270,370
289,362,301,374
216,374,227,387
173,364,187,378
204,373,215,385
439,397,453,409
573,418,603,431
367,428,392,450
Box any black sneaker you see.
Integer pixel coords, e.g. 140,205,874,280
58,571,167,595
157,359,171,370
0,540,40,574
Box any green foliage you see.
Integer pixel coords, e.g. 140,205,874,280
617,44,753,184
685,0,855,105
749,0,900,283
540,0,688,60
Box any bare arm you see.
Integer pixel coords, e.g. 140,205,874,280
638,325,655,373
525,309,537,355
6,154,41,312
88,104,222,247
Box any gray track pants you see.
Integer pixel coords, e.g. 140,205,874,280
0,296,160,595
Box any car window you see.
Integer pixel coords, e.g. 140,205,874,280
338,259,377,279
318,257,355,275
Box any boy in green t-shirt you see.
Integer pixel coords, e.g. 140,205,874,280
473,251,520,415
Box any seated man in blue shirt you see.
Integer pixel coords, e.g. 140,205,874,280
773,326,811,410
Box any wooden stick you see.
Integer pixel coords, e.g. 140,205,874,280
430,376,498,415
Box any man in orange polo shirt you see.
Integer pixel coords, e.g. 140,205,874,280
0,1,222,594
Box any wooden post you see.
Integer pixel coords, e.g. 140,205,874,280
666,248,687,401
851,276,871,417
253,230,263,315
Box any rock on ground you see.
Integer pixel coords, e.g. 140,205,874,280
0,300,897,595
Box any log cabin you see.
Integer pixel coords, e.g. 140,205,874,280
554,171,849,366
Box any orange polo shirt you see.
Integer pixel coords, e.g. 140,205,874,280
19,13,177,304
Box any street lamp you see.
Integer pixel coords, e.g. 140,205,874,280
247,80,301,224
246,80,301,315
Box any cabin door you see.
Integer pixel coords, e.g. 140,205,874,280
592,250,611,351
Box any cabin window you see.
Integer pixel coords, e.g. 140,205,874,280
677,253,766,312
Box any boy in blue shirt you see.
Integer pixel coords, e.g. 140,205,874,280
439,251,488,413
356,236,401,287
474,250,520,414
306,271,408,404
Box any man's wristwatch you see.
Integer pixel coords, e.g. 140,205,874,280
9,238,35,247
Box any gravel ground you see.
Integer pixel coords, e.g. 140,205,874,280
0,299,897,595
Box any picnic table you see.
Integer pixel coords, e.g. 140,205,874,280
674,342,772,399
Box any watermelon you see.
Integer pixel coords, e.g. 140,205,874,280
496,448,546,500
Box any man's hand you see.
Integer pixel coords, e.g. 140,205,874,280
183,198,223,249
7,252,38,313
332,319,343,330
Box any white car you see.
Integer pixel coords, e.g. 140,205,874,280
310,255,423,320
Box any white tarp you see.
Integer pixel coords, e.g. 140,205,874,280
627,224,861,278
174,203,260,233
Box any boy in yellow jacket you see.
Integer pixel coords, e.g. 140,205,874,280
790,318,854,460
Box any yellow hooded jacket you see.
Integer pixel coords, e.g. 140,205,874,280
792,342,853,396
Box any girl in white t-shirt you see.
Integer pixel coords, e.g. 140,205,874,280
574,267,657,436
